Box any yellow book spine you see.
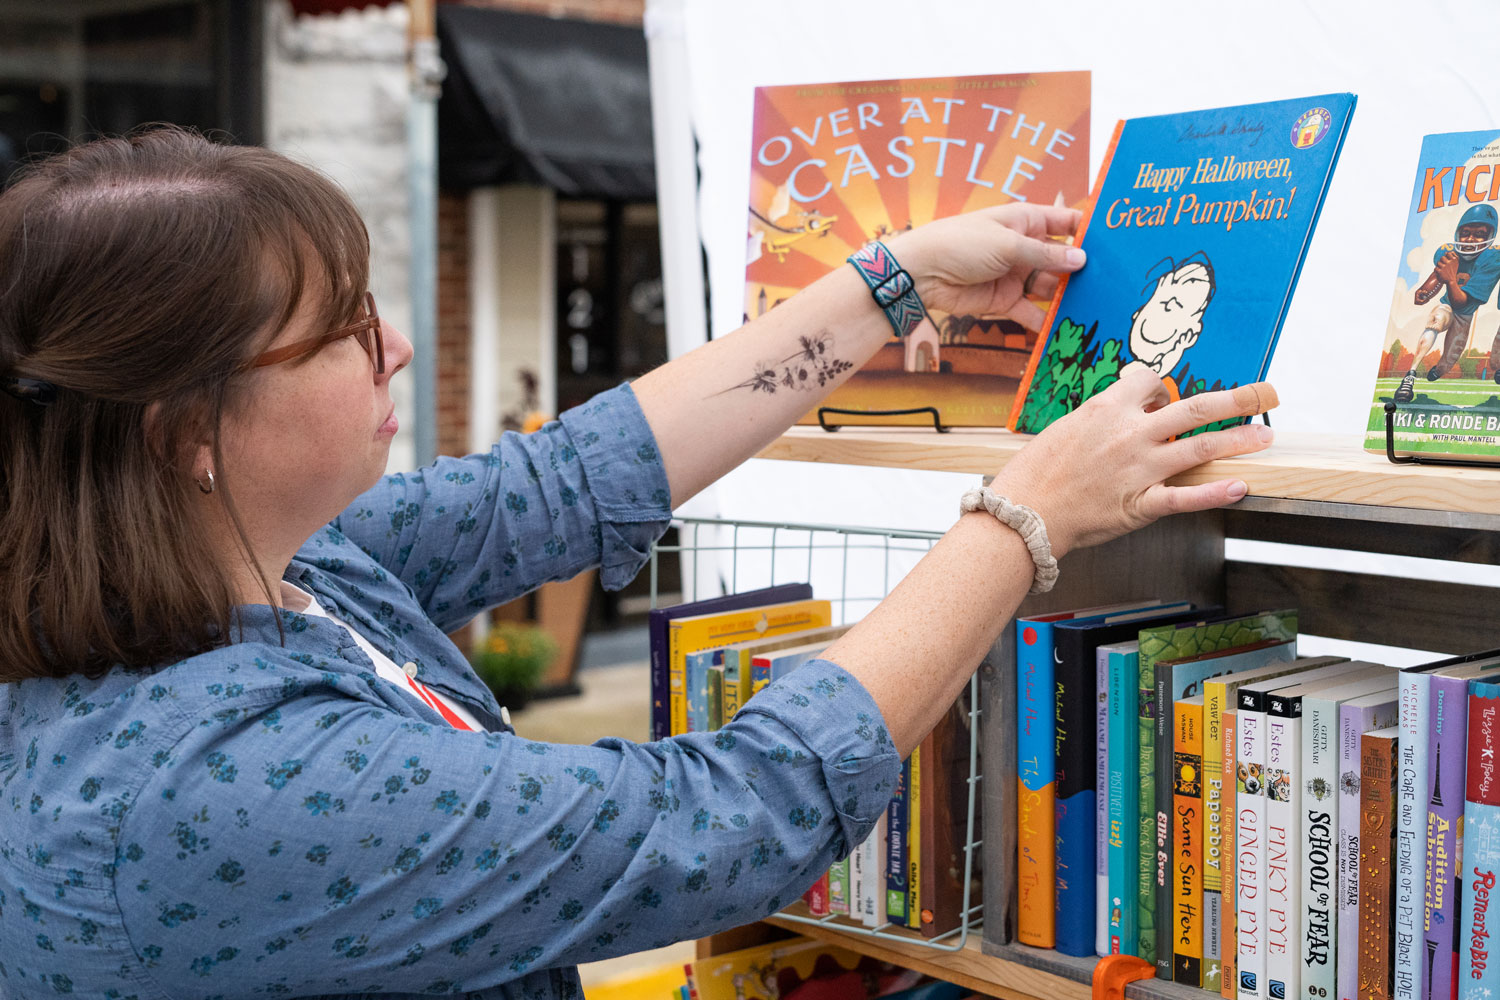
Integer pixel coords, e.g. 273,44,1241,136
1174,699,1204,986
1203,680,1228,994
907,745,921,929
1221,710,1238,1000
668,624,687,736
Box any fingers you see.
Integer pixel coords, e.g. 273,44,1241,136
1006,297,1047,332
1149,381,1280,440
1102,363,1172,411
1138,478,1251,521
988,202,1083,238
1004,228,1086,276
1155,420,1275,474
1021,270,1061,299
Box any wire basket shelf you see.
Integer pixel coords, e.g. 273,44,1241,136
649,516,983,952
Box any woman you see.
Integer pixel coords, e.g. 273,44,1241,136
0,128,1274,999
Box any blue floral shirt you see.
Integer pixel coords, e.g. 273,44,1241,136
0,383,899,1000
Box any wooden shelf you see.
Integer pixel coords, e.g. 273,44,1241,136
761,912,1088,1000
757,426,1500,527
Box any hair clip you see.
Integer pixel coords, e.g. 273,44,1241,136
1,376,58,405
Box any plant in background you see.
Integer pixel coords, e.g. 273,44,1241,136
469,623,559,709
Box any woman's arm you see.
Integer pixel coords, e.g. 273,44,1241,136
631,204,1086,506
824,371,1279,757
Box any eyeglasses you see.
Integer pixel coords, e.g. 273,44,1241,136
250,291,386,374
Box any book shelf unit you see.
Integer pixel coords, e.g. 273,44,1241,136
693,425,1500,1000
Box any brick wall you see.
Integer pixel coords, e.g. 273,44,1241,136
434,0,643,457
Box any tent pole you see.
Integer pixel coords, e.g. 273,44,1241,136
407,0,444,464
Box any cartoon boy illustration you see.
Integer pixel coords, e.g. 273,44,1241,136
1393,203,1500,402
1118,253,1217,397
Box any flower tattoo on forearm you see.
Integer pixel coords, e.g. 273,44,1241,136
719,334,854,395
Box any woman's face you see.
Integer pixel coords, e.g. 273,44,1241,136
216,287,414,540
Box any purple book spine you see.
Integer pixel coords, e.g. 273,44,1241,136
1427,676,1468,1000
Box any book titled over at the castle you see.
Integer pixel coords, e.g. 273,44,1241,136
744,71,1090,427
1364,130,1500,462
1010,94,1356,435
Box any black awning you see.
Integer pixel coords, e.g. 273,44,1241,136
437,6,655,200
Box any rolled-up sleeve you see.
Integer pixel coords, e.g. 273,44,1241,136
116,658,899,996
331,382,673,630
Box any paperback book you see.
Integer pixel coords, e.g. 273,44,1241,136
744,71,1090,427
1011,93,1355,435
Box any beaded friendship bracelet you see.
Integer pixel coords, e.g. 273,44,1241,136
846,241,927,339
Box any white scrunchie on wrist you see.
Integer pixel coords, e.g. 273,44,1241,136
959,486,1060,594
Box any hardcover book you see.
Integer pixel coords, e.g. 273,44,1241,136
1175,694,1206,986
1361,726,1401,1000
1010,93,1356,435
1104,641,1143,958
649,584,812,740
1363,129,1500,463
1338,690,1401,1000
918,693,975,939
744,71,1090,427
1396,673,1433,1000
1460,678,1500,1000
1138,609,1297,976
1222,709,1238,1000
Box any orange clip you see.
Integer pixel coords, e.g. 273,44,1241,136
1091,954,1155,1000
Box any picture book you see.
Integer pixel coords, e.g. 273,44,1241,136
1338,690,1401,1000
1360,726,1400,1000
1050,602,1198,957
744,71,1090,428
1363,129,1500,462
1299,671,1399,1000
1139,610,1298,976
649,584,812,740
1010,93,1356,435
1460,678,1500,1000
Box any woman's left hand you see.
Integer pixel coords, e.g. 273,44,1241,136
884,203,1086,330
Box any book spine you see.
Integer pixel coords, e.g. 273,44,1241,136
1237,690,1268,1000
803,871,829,916
1140,650,1160,968
1223,710,1239,1000
722,651,742,720
1056,630,1096,957
907,744,922,929
1017,619,1057,947
649,613,669,741
1098,647,1112,957
1266,696,1302,1000
1174,699,1205,986
1339,704,1366,1000
1397,674,1432,1000
750,655,771,697
706,663,725,731
1108,648,1141,956
1427,676,1467,1000
851,831,866,924
1301,694,1342,1000
669,624,687,735
870,815,888,928
828,858,849,916
1459,681,1500,1000
1360,731,1399,1000
1156,666,1174,980
1206,680,1230,995
887,759,909,925
685,650,708,732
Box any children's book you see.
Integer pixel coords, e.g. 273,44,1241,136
1360,726,1401,1000
1363,129,1500,462
1010,93,1356,435
1174,694,1206,986
1104,640,1143,958
918,692,975,939
683,934,884,1000
1460,678,1500,999
1139,610,1300,976
650,584,812,740
1222,708,1238,1000
1050,601,1199,957
1097,646,1111,957
745,71,1091,428
1395,673,1433,1000
1337,690,1401,1000
887,758,910,926
720,625,853,719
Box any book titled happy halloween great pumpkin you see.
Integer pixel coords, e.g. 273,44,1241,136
744,71,1090,427
1009,94,1356,435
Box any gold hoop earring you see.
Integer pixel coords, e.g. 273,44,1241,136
197,469,215,495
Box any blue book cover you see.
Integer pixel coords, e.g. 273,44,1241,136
1364,130,1500,462
1461,679,1500,999
1011,93,1356,434
886,758,910,924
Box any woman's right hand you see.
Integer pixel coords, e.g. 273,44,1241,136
992,366,1280,560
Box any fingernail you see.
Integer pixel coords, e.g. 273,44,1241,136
1065,247,1086,268
1226,480,1248,500
1254,423,1274,443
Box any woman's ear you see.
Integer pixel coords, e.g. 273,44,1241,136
143,397,214,484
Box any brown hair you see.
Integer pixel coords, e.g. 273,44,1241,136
0,126,370,681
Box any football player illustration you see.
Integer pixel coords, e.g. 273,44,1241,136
1118,252,1217,400
1393,203,1500,402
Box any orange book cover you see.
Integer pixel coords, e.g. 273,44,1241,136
1006,119,1123,430
1174,696,1205,986
745,72,1090,427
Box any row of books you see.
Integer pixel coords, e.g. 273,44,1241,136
648,584,975,938
681,934,968,1000
1016,598,1500,1000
